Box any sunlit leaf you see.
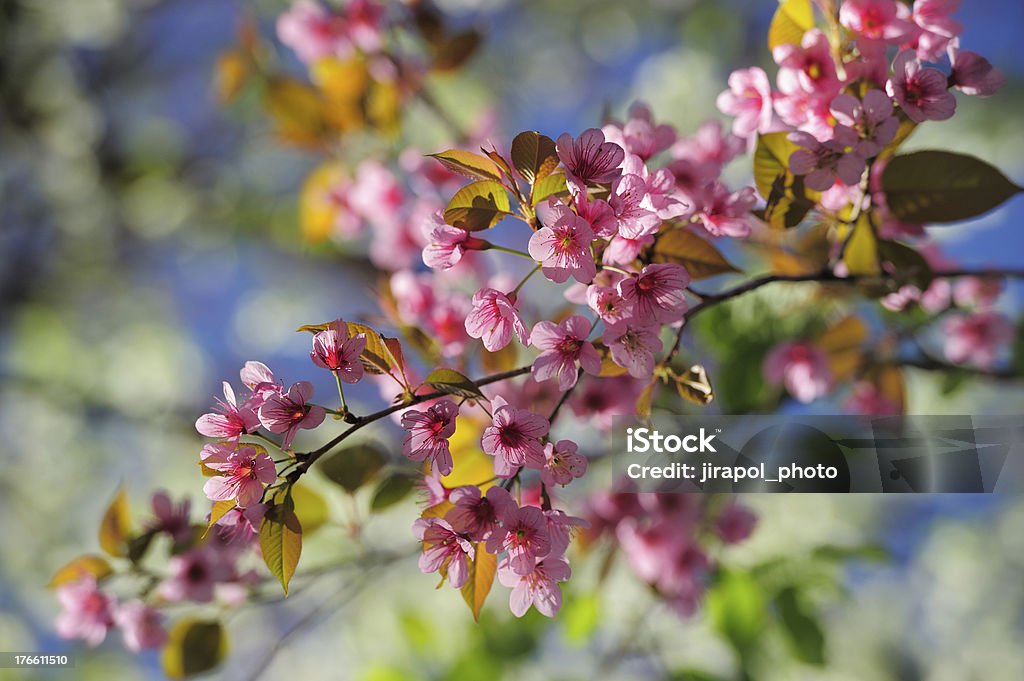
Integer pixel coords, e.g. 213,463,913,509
881,151,1022,224
48,555,113,588
260,497,302,596
531,172,568,206
429,150,502,181
320,443,387,493
707,570,766,653
444,180,512,231
480,341,518,374
291,482,329,533
207,500,237,530
298,162,344,243
161,619,227,679
635,381,656,420
371,472,417,511
214,50,250,105
98,486,131,558
263,77,329,148
653,227,741,279
460,544,497,622
511,131,559,185
768,0,814,51
675,364,714,405
441,417,494,489
424,368,485,400
843,214,880,276
754,134,798,199
818,315,867,381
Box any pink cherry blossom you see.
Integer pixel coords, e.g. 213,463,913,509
257,381,326,448
621,154,690,221
203,445,277,508
240,361,280,401
487,502,552,575
569,375,643,430
55,577,115,647
762,340,833,403
714,504,758,544
481,396,550,477
530,198,597,284
948,43,1005,97
887,50,956,123
601,102,676,161
445,485,510,541
556,128,625,195
788,127,867,192
345,0,386,53
617,263,690,324
944,311,1014,369
543,509,588,555
691,182,757,238
773,87,837,141
586,279,634,324
541,439,588,487
573,194,618,238
529,315,601,390
603,320,663,379
953,276,1003,309
158,547,233,603
114,601,167,652
214,503,267,546
349,160,405,229
671,120,744,179
602,234,654,266
464,287,528,352
195,381,260,442
310,319,367,383
909,0,962,60
413,517,474,588
426,294,472,357
716,67,774,138
276,0,351,64
401,398,459,476
145,491,193,543
830,90,899,157
498,555,571,618
774,29,841,97
839,0,915,43
421,210,486,270
845,381,901,416
609,173,661,239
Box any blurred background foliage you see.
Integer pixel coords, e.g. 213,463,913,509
1,0,1023,679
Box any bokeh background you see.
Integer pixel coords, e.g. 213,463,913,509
2,0,1023,679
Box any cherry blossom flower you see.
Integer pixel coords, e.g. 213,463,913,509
774,29,841,97
845,381,901,416
158,548,232,603
839,0,915,43
530,198,597,283
830,89,899,157
788,127,867,192
573,194,618,239
609,173,661,239
716,67,774,138
714,504,758,544
55,577,115,647
276,0,350,64
762,340,833,403
773,87,836,141
203,445,277,508
601,102,676,161
541,439,588,487
214,504,267,547
944,311,1014,369
556,128,625,195
691,182,757,238
464,288,528,352
909,0,962,60
145,491,193,544
195,382,259,442
602,234,655,266
671,120,744,179
114,601,167,652
529,315,601,390
445,485,509,541
887,50,956,123
258,381,327,448
948,43,1005,97
543,509,589,555
569,376,643,430
621,154,690,221
240,361,280,401
586,279,634,324
953,276,1003,309
413,517,474,588
487,502,552,575
617,263,690,324
498,555,571,618
481,396,550,477
310,319,367,383
401,398,459,476
422,210,486,270
603,320,663,379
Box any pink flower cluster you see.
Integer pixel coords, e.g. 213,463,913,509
717,0,1002,195
277,0,386,63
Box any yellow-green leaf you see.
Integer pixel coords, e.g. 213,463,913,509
652,227,742,279
320,443,387,492
480,341,518,374
443,180,512,231
675,365,714,405
511,130,559,185
818,315,868,381
371,473,417,511
429,150,501,182
531,172,568,206
260,499,302,596
768,0,815,51
753,132,800,199
843,215,880,276
162,619,228,679
291,482,329,533
49,555,113,588
207,500,236,530
460,544,497,622
424,368,484,400
99,486,131,557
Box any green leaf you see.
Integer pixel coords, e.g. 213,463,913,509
49,555,113,588
161,619,228,679
320,443,387,493
424,368,485,400
843,215,880,276
531,172,568,206
127,529,157,564
764,173,816,229
881,150,1022,224
510,131,559,185
775,586,826,665
206,500,236,531
768,0,814,51
652,227,742,279
707,571,766,653
444,180,512,231
429,150,501,181
753,132,798,199
371,472,417,511
98,486,131,558
877,239,933,288
259,497,302,596
291,482,329,533
460,544,497,622
812,544,889,563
